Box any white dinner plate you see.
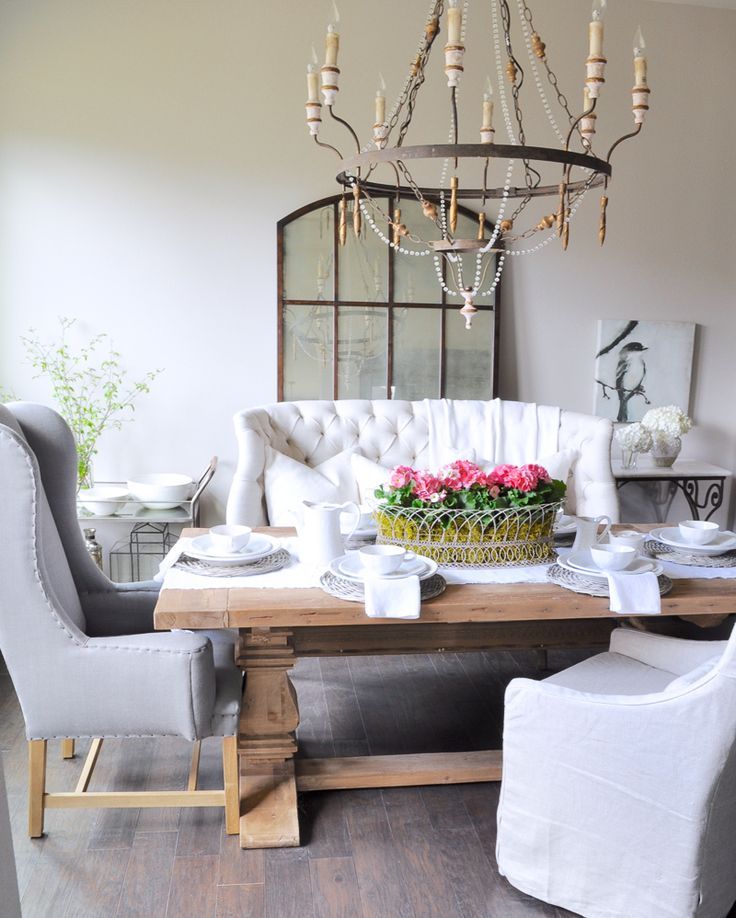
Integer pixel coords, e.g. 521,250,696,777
331,554,438,583
651,527,736,556
187,534,277,565
559,554,662,580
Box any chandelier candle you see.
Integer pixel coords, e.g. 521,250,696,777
586,0,607,98
303,0,649,329
305,49,321,135
480,77,495,143
632,27,650,124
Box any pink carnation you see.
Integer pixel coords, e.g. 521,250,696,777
389,465,418,489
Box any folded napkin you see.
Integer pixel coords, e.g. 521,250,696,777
364,574,421,619
606,570,661,615
154,538,194,582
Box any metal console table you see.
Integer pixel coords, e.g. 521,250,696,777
76,457,217,581
612,460,730,522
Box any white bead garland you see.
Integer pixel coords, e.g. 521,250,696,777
515,0,565,146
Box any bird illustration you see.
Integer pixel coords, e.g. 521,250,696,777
615,341,648,422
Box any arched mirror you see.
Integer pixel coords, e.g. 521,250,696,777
278,193,501,401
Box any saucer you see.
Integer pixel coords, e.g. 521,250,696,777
560,554,662,580
651,527,736,556
331,554,438,583
187,534,276,565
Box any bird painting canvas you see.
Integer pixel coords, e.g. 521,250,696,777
594,319,695,423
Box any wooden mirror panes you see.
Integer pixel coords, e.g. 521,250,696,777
278,194,500,401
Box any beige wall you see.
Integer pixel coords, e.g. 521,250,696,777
0,0,734,526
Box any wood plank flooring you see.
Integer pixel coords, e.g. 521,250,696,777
0,649,598,917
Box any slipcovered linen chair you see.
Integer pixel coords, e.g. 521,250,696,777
226,398,618,526
0,403,241,837
496,626,736,918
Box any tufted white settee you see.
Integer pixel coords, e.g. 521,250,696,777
226,399,618,527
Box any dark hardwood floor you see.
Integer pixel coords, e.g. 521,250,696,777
0,649,594,917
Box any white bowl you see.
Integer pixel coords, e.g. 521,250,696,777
126,473,194,510
359,544,406,574
608,530,645,551
678,520,719,545
79,486,129,516
589,544,637,571
209,525,252,553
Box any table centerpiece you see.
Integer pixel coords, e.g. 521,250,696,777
374,460,566,567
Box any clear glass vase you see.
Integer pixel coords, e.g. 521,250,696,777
651,436,681,468
620,448,638,469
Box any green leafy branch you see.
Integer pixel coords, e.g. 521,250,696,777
19,318,162,488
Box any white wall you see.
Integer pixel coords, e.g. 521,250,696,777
0,0,734,530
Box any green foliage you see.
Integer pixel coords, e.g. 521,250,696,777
375,476,565,513
19,318,162,488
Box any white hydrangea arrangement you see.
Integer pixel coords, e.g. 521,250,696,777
614,422,652,453
640,405,692,449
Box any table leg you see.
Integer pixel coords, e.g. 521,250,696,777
236,629,300,848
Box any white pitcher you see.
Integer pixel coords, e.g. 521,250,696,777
571,515,612,553
295,500,360,567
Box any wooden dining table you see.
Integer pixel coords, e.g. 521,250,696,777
153,525,736,850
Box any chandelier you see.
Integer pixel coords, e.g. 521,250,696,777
304,0,650,329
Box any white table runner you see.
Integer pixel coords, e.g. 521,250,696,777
158,537,554,591
157,536,736,592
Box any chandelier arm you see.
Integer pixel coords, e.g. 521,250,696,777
327,107,362,155
606,122,643,163
564,96,597,154
314,134,344,160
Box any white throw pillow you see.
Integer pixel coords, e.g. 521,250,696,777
263,446,360,525
438,446,576,485
351,453,393,504
536,448,577,486
665,657,720,692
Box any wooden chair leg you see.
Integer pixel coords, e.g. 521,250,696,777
28,740,47,838
222,736,239,835
61,739,75,759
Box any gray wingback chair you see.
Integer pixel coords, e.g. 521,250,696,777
0,402,241,837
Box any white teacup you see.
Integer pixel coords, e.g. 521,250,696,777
359,544,407,574
209,524,252,553
678,520,719,545
608,529,646,552
590,544,637,571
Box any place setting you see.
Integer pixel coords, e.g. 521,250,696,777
643,519,736,569
171,524,290,577
549,518,671,610
320,544,446,614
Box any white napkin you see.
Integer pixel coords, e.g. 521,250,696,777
606,570,661,615
155,538,194,582
364,574,421,619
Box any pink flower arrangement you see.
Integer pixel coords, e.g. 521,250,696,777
376,459,565,511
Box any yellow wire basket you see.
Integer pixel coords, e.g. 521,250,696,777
374,501,562,568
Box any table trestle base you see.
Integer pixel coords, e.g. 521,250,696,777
295,750,503,792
